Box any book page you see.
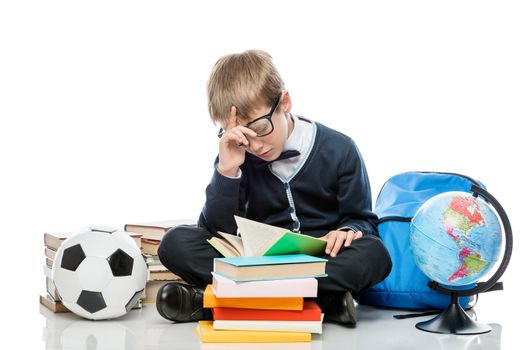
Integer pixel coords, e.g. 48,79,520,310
207,238,241,258
234,216,286,256
217,231,244,256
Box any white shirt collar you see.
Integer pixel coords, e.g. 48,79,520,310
283,114,312,155
270,114,315,180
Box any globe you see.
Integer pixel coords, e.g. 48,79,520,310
410,191,502,286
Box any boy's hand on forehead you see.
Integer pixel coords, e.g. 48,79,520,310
226,106,257,142
217,106,257,178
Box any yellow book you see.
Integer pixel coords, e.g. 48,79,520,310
203,285,303,310
195,321,311,343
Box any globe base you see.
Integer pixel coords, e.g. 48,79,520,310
416,301,491,335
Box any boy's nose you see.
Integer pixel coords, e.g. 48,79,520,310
248,137,263,153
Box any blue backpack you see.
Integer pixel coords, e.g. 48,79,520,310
355,171,483,310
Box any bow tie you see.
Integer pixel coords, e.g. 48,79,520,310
250,150,301,169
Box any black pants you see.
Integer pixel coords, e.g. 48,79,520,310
158,225,392,297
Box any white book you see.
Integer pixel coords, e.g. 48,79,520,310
212,315,324,334
211,272,318,298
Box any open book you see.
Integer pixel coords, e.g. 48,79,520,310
207,216,327,257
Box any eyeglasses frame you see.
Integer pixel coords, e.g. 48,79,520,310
217,94,281,138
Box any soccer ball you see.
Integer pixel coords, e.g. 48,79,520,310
52,226,148,320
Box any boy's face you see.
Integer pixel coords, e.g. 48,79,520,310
225,91,293,161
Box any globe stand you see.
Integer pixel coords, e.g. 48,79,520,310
416,293,491,334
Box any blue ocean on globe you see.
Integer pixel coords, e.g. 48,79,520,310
410,191,502,286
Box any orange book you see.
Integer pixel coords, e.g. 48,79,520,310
213,300,321,321
203,285,303,310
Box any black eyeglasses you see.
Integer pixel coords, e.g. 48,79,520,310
218,95,281,138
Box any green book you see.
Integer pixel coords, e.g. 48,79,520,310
207,216,327,258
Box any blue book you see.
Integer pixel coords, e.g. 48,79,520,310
213,254,328,282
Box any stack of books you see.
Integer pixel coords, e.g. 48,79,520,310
195,254,327,343
40,230,142,313
124,219,194,303
196,216,328,343
41,232,71,313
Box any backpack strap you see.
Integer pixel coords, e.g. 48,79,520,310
393,310,441,320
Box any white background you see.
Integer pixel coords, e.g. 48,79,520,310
1,1,523,348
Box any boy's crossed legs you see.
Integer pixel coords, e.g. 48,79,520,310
157,225,391,325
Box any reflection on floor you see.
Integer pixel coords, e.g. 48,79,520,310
40,303,502,350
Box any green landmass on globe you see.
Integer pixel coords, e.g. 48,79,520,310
443,196,488,282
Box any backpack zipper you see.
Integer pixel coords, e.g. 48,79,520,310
378,216,412,224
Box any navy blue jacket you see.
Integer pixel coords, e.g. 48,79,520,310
198,121,378,238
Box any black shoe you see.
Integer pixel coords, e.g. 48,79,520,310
156,282,212,322
318,291,357,326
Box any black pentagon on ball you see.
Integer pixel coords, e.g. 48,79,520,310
61,244,86,271
77,290,107,314
107,249,134,276
125,289,144,312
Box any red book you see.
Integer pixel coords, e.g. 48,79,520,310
213,300,321,321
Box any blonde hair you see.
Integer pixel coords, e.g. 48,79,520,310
207,49,285,125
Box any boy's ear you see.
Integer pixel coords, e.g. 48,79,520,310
281,90,292,114
228,105,239,128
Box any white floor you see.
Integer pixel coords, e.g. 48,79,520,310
38,293,513,350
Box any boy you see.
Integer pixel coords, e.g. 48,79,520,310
157,50,391,326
